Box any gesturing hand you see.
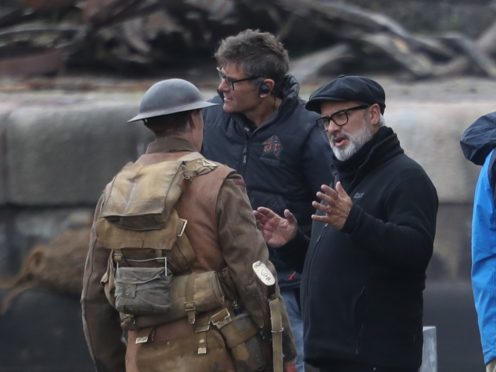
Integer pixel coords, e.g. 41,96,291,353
253,207,298,248
311,181,352,230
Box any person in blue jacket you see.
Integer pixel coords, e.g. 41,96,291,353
461,111,496,372
202,29,333,372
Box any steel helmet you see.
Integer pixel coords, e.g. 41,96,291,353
128,78,217,123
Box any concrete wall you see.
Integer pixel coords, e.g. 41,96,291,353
386,101,494,282
0,94,152,274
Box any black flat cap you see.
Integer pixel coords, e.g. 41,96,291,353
306,75,386,114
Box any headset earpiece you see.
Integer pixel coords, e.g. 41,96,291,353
259,83,270,95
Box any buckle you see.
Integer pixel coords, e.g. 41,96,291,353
210,308,232,329
177,219,188,237
194,314,211,333
184,302,196,324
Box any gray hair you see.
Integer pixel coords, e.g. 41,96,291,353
214,29,289,89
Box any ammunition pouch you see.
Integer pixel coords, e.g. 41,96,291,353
116,270,227,330
213,311,271,371
114,264,173,315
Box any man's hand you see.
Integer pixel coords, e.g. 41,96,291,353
253,207,298,248
311,181,352,230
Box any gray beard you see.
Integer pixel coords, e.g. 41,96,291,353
331,125,374,161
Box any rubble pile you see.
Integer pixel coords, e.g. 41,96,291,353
1,0,495,81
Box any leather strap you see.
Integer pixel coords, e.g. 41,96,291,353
184,272,198,324
269,296,284,372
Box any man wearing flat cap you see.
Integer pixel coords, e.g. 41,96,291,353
255,75,438,372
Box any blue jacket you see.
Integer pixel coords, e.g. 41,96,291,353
461,111,496,364
202,75,333,289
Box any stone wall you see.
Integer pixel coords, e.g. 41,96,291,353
0,88,493,281
0,94,152,275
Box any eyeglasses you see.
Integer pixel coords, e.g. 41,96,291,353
316,104,370,129
216,67,260,90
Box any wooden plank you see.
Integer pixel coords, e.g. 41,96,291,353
477,20,496,55
290,43,353,83
433,21,496,78
0,47,64,76
440,33,496,78
360,32,433,78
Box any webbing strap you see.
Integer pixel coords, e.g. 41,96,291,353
269,296,284,372
184,272,197,324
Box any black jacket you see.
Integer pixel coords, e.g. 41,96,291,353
202,75,333,289
283,127,438,368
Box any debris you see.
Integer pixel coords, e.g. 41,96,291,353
0,0,494,79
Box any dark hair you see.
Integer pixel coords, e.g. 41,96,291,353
214,29,289,90
143,111,192,137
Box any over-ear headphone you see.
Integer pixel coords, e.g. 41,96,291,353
259,83,270,95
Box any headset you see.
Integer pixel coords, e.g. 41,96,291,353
259,82,270,95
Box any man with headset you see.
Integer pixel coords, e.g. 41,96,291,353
202,29,333,372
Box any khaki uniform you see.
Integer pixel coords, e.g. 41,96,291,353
81,136,296,372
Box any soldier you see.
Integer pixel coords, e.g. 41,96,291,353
81,78,296,372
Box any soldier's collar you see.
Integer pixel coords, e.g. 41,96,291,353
146,136,196,154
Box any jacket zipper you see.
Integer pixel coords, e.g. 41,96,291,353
240,127,250,174
242,145,248,171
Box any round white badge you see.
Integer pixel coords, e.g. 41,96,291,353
252,261,276,286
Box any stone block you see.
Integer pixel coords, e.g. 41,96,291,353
429,204,472,281
0,103,18,205
386,102,494,203
5,101,153,205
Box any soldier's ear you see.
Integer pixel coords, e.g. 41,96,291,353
188,110,203,130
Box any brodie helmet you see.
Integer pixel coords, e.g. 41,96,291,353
128,78,217,123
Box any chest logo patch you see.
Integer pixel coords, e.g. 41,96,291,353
353,192,365,199
262,135,282,159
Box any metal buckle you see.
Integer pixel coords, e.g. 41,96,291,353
177,218,188,237
210,308,232,329
135,336,149,344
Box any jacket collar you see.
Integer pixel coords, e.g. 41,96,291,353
333,126,404,189
146,136,196,154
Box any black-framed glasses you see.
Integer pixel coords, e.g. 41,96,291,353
216,67,260,90
316,104,370,129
